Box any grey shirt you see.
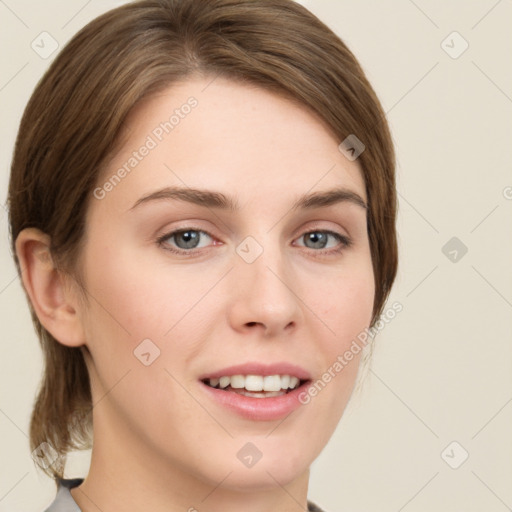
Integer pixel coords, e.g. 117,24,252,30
44,478,327,512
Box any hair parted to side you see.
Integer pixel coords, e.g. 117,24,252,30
8,0,397,481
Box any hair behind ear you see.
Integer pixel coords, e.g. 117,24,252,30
29,327,92,481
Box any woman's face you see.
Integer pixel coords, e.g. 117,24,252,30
74,76,374,490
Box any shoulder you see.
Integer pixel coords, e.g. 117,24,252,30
43,478,83,512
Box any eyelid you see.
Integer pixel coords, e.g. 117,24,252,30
291,219,351,241
156,223,352,257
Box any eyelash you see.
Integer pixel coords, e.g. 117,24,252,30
156,227,352,258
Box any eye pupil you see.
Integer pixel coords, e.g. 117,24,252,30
305,232,328,249
176,230,200,249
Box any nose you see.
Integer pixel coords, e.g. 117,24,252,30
226,241,303,338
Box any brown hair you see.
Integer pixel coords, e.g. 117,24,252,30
8,0,397,481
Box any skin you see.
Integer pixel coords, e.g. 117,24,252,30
17,76,375,512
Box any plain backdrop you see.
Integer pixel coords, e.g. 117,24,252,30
1,1,511,511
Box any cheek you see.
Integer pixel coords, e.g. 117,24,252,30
307,257,375,343
81,240,199,344
301,257,374,405
78,244,201,422
78,240,224,398
335,274,375,334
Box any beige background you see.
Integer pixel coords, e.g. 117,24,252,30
1,1,511,511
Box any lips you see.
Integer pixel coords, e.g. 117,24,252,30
198,362,313,421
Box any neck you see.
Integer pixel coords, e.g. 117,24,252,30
70,407,311,512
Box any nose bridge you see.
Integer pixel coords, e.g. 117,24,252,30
229,232,301,334
237,231,288,290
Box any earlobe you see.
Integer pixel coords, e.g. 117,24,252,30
15,227,85,347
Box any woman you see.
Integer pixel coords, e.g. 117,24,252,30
8,0,398,510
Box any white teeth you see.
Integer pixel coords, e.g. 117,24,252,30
245,375,263,391
289,376,299,389
206,374,303,392
230,374,245,389
263,375,281,392
234,389,285,398
219,376,230,388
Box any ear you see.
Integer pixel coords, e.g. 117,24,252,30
15,227,86,347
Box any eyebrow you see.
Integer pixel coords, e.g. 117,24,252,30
128,185,367,212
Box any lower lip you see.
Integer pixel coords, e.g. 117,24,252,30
199,381,311,421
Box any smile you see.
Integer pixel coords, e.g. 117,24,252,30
198,362,312,421
202,374,305,398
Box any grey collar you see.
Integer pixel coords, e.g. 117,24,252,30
44,479,83,512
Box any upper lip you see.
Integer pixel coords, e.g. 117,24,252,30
198,362,312,381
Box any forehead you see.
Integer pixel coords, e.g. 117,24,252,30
94,76,366,213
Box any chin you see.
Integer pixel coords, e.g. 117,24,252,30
177,436,312,492
220,439,314,490
217,462,309,492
